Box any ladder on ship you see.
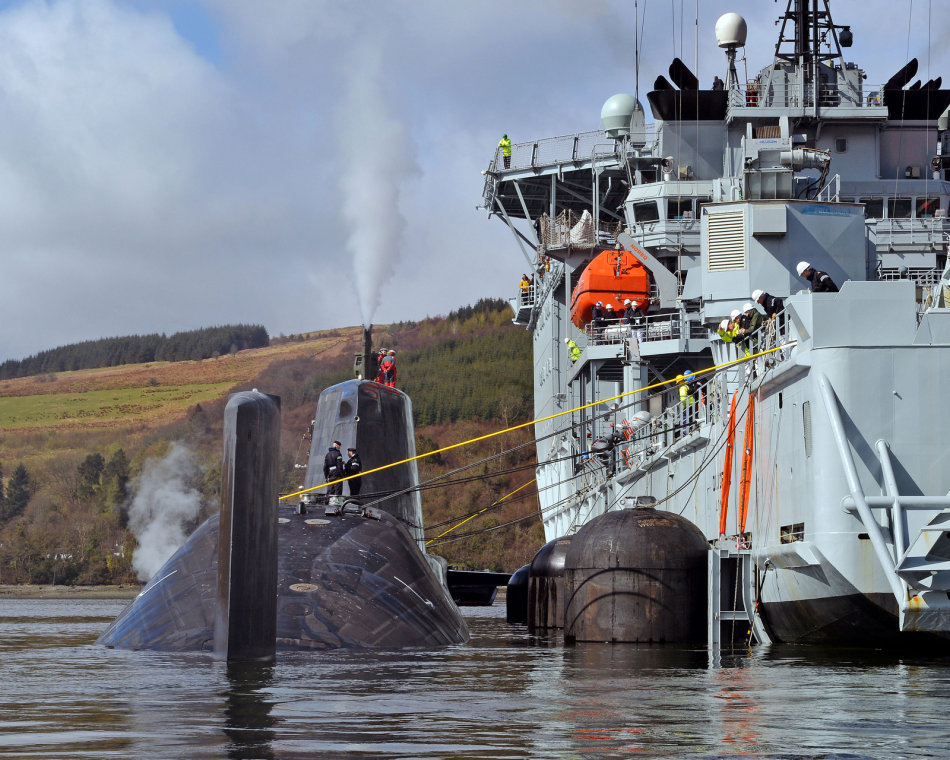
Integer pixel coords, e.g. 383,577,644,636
708,547,772,648
819,372,950,632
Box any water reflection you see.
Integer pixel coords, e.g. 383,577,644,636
222,662,276,760
2,599,950,758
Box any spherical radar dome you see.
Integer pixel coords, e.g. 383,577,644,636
715,12,747,49
601,93,644,140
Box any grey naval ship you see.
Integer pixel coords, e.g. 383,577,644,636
484,1,950,644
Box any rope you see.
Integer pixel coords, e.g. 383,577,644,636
280,341,795,502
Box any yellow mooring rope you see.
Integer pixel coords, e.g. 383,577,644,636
279,341,793,502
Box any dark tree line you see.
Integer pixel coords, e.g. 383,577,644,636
0,324,270,379
0,462,34,523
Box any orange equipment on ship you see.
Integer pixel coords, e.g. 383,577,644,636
569,248,651,329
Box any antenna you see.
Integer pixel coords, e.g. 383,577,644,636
715,13,748,92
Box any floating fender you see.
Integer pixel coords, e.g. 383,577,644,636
506,564,531,624
527,536,573,631
563,506,708,644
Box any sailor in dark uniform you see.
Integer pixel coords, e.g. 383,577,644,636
796,261,839,292
323,440,344,496
344,447,363,496
752,289,785,318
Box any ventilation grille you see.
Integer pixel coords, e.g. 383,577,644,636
707,210,747,271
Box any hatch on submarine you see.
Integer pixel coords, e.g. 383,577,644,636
98,329,469,652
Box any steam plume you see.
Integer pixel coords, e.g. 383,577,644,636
127,442,205,582
336,41,417,328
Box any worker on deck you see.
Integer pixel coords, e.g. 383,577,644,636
736,302,763,356
604,303,617,324
519,273,531,305
590,301,605,342
564,337,581,363
376,351,396,387
498,134,512,169
344,447,362,496
752,289,784,319
796,261,839,292
677,372,695,432
623,299,645,342
323,440,344,497
712,75,724,91
717,318,737,343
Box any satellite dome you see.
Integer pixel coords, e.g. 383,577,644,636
715,13,747,49
601,94,644,140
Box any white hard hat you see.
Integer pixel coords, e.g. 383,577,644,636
631,301,639,307
719,319,729,330
751,289,764,301
606,303,614,309
743,302,755,312
624,299,631,305
730,309,741,319
564,337,570,344
796,261,810,276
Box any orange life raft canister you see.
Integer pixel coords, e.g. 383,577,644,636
569,248,651,328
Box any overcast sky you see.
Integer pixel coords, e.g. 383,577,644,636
0,0,946,361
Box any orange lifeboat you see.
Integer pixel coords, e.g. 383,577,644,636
570,248,651,328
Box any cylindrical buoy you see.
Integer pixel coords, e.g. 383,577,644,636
563,506,708,644
506,564,530,624
528,536,572,631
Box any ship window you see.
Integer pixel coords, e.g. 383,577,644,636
667,198,692,219
862,198,884,218
780,523,805,543
887,197,912,219
916,197,941,218
634,201,660,223
835,137,847,153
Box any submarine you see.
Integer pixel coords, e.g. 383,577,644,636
98,329,469,654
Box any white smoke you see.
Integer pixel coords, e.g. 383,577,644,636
127,441,205,582
335,40,418,328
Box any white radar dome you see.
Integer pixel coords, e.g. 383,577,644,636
601,94,645,141
715,12,747,49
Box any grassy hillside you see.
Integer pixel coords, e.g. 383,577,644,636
0,301,541,583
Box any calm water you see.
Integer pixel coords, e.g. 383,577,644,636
1,598,949,759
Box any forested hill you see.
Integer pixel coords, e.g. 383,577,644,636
0,298,540,584
0,324,270,380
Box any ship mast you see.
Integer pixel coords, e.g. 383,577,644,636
770,0,852,115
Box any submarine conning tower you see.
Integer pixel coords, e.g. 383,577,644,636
303,379,425,547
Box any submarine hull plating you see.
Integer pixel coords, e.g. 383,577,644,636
98,506,468,651
99,379,468,651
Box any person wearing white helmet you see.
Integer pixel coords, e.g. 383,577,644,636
796,261,839,292
734,302,762,357
717,318,736,343
622,298,646,342
564,336,581,362
751,288,784,319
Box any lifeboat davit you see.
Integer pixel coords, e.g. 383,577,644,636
570,248,651,328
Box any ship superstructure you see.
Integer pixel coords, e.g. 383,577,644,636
483,1,950,642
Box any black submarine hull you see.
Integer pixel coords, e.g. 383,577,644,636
98,504,467,650
99,379,469,651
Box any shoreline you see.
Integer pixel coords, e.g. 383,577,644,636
0,584,143,599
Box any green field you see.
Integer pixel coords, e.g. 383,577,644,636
0,382,235,429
